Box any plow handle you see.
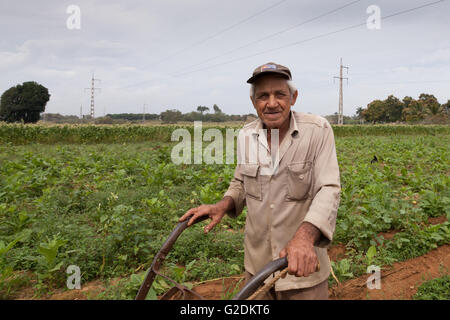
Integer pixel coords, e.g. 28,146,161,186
135,214,209,300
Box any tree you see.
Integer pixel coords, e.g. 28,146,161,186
160,109,182,123
361,95,404,123
362,99,385,123
402,99,427,122
402,96,413,109
418,93,442,115
384,95,404,122
0,81,50,123
355,107,364,119
196,106,209,115
442,100,450,115
213,104,222,113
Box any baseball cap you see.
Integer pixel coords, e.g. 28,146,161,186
246,62,292,84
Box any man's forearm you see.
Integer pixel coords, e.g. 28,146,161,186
292,221,321,245
216,196,235,213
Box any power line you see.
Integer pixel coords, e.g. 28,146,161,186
125,0,362,88
176,0,363,74
149,0,290,67
122,0,446,89
361,79,450,85
172,0,446,78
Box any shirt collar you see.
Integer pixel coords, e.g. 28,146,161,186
252,110,299,137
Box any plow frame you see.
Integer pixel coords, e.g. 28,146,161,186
135,215,288,300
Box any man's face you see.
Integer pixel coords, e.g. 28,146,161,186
250,75,298,129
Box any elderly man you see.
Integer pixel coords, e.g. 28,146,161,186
180,62,340,300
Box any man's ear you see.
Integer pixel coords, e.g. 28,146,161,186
250,95,256,108
291,90,298,106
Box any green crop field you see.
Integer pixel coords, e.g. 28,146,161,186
0,124,448,299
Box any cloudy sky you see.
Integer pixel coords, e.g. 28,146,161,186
0,0,449,117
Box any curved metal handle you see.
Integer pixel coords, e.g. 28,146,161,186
232,257,288,300
135,214,209,300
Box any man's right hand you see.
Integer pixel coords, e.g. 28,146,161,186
178,197,234,234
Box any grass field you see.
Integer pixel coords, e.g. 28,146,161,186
0,123,448,299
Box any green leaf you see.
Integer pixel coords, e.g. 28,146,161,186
49,261,64,272
366,245,377,262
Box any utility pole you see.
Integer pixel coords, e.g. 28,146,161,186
84,74,101,119
80,104,83,119
143,103,147,122
333,58,349,125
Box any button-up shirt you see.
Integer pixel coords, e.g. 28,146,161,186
223,110,341,291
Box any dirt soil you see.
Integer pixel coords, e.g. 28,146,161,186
329,245,450,300
185,245,450,300
49,280,106,300
13,244,449,300
11,215,449,300
329,244,346,262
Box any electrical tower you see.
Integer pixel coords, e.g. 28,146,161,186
143,103,147,122
85,74,101,118
333,58,349,125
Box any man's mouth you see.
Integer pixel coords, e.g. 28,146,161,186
264,111,282,118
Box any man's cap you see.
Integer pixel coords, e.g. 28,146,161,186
247,62,292,84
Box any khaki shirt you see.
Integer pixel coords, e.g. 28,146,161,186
223,110,341,291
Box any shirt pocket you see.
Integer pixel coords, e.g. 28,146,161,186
241,164,262,200
286,161,313,201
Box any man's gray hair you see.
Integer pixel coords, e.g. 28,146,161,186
250,79,297,99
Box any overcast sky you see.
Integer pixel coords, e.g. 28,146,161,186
0,0,449,117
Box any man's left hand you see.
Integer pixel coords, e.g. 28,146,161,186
279,222,320,277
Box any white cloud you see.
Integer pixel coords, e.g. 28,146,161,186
417,47,450,65
0,49,29,70
0,0,449,116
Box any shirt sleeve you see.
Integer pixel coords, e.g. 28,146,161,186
223,164,246,218
302,122,341,248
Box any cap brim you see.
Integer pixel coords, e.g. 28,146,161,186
246,70,291,84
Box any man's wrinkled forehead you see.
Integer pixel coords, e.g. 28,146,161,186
253,75,290,93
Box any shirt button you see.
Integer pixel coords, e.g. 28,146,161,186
270,204,275,209
299,174,304,180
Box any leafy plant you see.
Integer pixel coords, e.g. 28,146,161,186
221,278,243,300
413,275,450,300
0,233,31,298
25,234,69,290
331,259,354,282
366,245,377,266
0,237,22,294
419,190,449,217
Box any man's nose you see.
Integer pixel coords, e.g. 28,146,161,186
267,94,277,108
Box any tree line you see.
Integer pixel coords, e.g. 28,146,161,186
1,81,448,124
356,93,449,124
158,105,256,123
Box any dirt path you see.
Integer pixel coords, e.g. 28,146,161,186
329,245,450,300
166,244,450,300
